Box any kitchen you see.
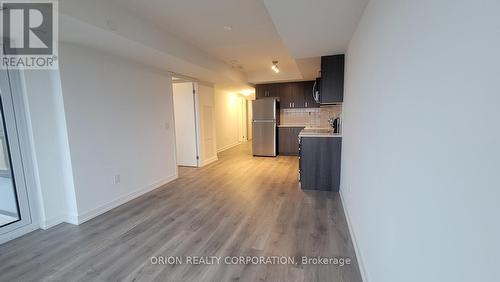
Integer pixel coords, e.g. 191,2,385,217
252,54,344,192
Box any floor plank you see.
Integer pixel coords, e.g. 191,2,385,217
0,143,363,282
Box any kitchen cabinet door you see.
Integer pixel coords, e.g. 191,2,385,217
303,81,320,108
256,85,267,99
279,128,292,154
290,82,305,108
300,137,342,191
256,84,279,98
279,127,304,156
320,55,344,103
267,84,280,97
279,83,293,109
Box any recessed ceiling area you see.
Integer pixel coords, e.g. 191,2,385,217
263,0,369,58
112,0,308,84
111,0,367,85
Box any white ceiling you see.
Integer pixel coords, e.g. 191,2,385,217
111,0,367,84
263,0,368,58
112,0,306,83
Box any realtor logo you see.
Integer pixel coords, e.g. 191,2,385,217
0,0,58,69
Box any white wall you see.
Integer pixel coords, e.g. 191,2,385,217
22,70,78,228
60,0,248,88
214,89,244,152
58,43,177,222
341,1,500,281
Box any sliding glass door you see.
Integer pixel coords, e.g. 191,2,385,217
0,69,31,236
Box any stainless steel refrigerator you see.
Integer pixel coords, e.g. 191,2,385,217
252,98,278,157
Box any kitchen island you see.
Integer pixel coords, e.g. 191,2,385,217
299,128,342,192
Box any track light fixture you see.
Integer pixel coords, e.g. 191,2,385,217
271,60,280,73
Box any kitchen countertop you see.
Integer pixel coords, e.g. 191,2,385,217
277,124,308,128
299,128,342,138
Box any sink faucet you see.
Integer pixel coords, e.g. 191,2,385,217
328,117,336,129
328,116,341,133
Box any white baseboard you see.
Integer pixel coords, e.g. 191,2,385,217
65,213,79,226
339,189,369,282
216,141,241,153
0,224,39,245
200,156,218,167
73,174,178,225
41,214,67,230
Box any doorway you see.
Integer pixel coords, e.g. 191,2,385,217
0,69,33,240
237,96,248,143
247,99,253,141
172,80,200,167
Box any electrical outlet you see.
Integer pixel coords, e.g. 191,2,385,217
114,174,121,184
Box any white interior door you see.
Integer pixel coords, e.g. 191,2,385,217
172,82,199,167
0,69,32,237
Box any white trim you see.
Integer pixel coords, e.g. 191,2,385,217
339,189,369,282
200,156,218,167
40,214,66,230
216,141,241,153
0,68,40,242
0,223,38,245
193,82,202,168
74,174,178,225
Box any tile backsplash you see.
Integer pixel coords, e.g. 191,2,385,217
280,105,343,128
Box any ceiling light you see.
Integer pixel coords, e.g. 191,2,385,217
223,26,232,31
240,89,255,96
271,60,280,73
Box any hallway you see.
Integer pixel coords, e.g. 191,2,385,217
0,143,361,281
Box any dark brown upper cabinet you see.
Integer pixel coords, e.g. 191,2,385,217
290,82,305,108
255,81,319,109
255,84,267,99
320,54,345,104
256,84,281,99
279,83,293,109
302,81,320,108
281,82,305,109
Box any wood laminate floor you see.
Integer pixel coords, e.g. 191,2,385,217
0,143,362,282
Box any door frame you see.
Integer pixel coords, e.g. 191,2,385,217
238,96,248,142
0,67,40,244
192,83,202,167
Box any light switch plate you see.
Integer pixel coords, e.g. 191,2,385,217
114,174,121,184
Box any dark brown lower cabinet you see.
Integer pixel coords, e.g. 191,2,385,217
299,137,342,192
278,127,304,156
